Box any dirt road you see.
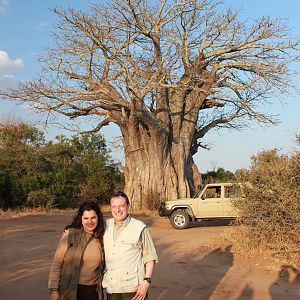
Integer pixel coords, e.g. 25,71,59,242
0,212,299,300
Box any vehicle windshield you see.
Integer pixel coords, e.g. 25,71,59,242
193,189,202,198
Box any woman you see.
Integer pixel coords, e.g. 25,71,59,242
48,201,105,300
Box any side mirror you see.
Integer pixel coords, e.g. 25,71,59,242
201,194,205,200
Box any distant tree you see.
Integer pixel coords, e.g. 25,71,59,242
40,133,123,208
2,0,299,208
70,133,124,203
0,122,45,207
202,167,236,184
40,135,81,208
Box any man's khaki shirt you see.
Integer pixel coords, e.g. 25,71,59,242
113,216,158,264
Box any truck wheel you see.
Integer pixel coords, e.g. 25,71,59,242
170,210,190,229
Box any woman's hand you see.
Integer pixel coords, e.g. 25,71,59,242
62,229,69,238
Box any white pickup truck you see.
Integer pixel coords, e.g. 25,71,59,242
158,182,241,229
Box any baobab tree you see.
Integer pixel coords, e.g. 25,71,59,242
1,0,299,208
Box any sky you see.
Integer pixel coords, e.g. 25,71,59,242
0,0,299,173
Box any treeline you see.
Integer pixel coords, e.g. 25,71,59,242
0,123,124,209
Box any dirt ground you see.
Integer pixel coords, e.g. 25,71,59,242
0,211,299,300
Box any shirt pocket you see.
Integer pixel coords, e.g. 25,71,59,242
121,270,139,289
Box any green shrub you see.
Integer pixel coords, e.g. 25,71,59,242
27,189,56,208
0,123,124,209
202,167,236,184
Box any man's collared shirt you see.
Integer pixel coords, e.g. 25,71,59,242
113,216,158,264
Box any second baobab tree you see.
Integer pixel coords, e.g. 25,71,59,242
1,0,299,208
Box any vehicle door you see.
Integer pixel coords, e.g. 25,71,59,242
196,185,224,217
222,184,241,217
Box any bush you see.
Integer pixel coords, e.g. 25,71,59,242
236,146,300,261
27,189,56,208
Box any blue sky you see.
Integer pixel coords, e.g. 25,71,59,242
0,0,299,172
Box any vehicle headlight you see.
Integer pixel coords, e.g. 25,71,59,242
165,202,171,209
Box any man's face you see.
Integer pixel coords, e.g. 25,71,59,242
110,196,129,222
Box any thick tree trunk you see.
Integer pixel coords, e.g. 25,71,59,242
119,119,201,209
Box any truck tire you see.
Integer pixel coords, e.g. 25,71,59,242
170,210,190,229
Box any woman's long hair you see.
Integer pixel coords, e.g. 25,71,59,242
66,201,105,240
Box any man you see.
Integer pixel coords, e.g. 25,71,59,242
102,191,158,300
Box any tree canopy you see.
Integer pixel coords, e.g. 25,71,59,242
0,122,124,208
1,0,299,207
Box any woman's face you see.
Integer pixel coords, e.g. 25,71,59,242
81,210,98,233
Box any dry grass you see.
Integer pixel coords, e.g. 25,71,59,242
0,205,157,220
223,225,300,269
0,207,76,219
129,207,158,217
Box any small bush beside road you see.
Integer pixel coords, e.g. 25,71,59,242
234,136,300,264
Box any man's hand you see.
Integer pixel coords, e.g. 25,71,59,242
50,290,60,300
132,281,149,300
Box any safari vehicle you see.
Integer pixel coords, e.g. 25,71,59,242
158,182,241,229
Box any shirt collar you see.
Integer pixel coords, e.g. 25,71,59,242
114,215,131,227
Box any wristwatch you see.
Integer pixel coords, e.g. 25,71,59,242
144,277,152,284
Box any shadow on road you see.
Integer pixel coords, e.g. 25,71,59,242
269,265,300,300
152,242,234,299
235,283,254,300
189,218,236,228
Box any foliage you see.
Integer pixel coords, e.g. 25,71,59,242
27,189,56,208
0,170,10,208
201,167,236,184
0,123,43,207
0,122,124,209
235,142,300,259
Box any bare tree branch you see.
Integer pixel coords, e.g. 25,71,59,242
1,0,299,156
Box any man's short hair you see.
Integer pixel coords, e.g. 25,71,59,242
110,191,130,205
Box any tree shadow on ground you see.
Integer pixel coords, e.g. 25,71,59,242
235,283,254,300
269,264,300,300
189,219,235,228
152,242,234,300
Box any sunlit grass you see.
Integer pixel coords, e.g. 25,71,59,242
0,207,76,219
0,204,157,219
